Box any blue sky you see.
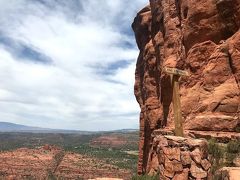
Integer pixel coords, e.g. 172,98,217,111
0,0,147,130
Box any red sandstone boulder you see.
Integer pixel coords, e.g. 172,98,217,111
181,151,192,166
162,147,181,161
190,161,207,179
172,168,189,180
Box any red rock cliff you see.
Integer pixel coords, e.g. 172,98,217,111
132,0,240,174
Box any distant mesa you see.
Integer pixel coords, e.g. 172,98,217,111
0,122,138,134
0,122,48,132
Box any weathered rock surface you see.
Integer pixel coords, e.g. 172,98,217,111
216,167,240,180
147,135,211,179
132,0,240,174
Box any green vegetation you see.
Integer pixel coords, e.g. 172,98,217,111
235,126,240,133
208,138,225,173
65,144,138,171
47,170,57,180
208,138,240,175
225,140,240,167
0,132,98,151
132,173,159,180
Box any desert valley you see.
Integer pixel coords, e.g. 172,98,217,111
0,0,240,179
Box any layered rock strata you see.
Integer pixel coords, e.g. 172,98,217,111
132,0,240,174
147,134,211,179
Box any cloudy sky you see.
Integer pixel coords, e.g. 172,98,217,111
0,0,147,131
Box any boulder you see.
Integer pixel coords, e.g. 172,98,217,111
172,168,189,180
181,151,192,166
190,162,207,179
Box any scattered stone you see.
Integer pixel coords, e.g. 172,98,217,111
162,147,181,161
163,168,175,178
181,151,192,165
190,162,207,179
164,158,174,177
158,135,169,147
201,159,211,171
165,135,186,143
164,157,183,178
172,160,183,172
172,168,189,180
190,148,202,164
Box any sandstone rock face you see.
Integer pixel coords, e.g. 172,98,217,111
147,135,211,179
132,0,240,174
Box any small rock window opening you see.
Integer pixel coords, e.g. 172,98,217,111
183,7,188,19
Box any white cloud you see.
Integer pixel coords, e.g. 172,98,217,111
0,0,147,130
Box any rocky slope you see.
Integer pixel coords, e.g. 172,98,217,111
132,0,240,174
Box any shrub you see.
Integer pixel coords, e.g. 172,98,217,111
47,170,57,180
208,138,225,174
226,140,240,154
235,126,240,133
208,138,224,161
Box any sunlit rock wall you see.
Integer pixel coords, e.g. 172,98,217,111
132,0,240,174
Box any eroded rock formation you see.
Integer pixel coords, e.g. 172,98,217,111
132,0,240,174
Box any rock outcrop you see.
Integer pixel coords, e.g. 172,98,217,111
132,0,240,174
